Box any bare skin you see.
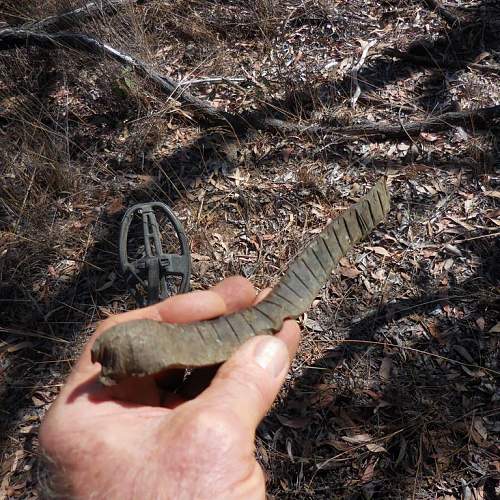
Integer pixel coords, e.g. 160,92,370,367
39,276,300,499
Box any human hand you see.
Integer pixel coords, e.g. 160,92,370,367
39,276,300,499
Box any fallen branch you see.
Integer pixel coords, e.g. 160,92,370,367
422,0,460,28
22,0,139,32
265,105,500,139
0,28,248,130
385,48,500,75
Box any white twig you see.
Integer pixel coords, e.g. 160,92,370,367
179,76,248,87
351,39,377,108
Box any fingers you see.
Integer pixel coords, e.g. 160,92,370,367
192,319,300,432
153,276,256,324
98,276,256,330
179,318,300,401
153,277,257,393
210,276,257,314
62,277,258,399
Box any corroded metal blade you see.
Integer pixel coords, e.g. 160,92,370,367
92,177,391,385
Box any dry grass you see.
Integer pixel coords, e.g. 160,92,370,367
1,1,499,498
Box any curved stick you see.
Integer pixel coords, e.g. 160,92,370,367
0,28,245,129
92,178,391,384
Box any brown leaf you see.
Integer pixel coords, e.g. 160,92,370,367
191,253,210,262
364,389,383,400
469,426,484,446
446,216,475,231
32,395,46,407
326,439,352,451
426,320,445,344
360,460,376,483
366,246,390,257
339,266,361,278
6,341,33,353
420,132,439,142
444,258,454,271
19,425,35,434
136,175,156,185
366,443,387,453
276,414,309,429
454,345,474,364
281,147,292,162
473,417,488,440
444,244,462,257
342,433,372,444
371,269,385,281
423,248,438,258
475,317,485,331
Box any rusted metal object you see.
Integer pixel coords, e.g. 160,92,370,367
92,177,390,385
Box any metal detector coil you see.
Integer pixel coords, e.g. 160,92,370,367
119,202,191,306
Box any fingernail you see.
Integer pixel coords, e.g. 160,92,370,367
253,337,289,378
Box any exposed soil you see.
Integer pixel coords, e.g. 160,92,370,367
0,1,499,498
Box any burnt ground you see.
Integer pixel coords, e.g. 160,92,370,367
0,1,499,498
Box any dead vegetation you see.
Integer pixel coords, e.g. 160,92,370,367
0,1,499,498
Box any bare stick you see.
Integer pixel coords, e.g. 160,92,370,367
0,28,248,130
351,39,377,108
179,76,249,87
263,105,500,139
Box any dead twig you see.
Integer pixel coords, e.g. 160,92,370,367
179,76,249,87
0,327,69,344
2,30,499,142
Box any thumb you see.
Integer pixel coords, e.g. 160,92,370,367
195,335,291,432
